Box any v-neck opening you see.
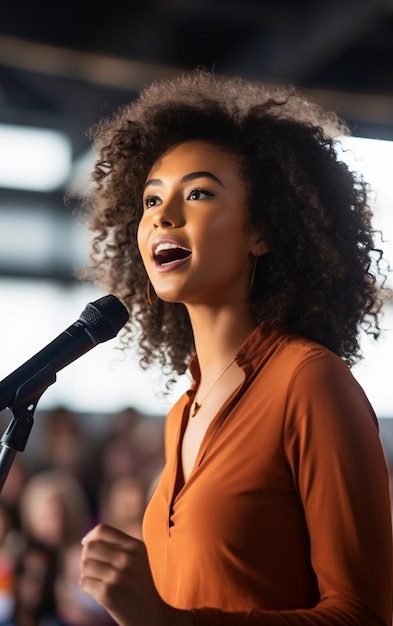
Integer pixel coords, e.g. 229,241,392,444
167,325,286,517
171,377,244,501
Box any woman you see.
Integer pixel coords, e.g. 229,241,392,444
77,70,392,625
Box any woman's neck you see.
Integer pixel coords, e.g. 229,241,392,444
187,303,258,373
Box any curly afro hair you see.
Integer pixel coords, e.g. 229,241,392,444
74,68,387,381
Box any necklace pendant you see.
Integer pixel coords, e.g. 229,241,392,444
191,402,201,417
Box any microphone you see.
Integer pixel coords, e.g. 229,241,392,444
0,294,129,410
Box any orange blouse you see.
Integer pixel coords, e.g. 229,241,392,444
143,326,393,625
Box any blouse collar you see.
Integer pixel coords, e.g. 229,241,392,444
188,324,287,388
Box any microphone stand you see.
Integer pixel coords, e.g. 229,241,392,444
0,365,56,492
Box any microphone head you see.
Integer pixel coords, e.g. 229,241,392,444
79,295,130,343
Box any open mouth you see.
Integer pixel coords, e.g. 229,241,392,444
153,242,192,266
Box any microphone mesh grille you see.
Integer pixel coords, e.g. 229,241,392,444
80,295,129,343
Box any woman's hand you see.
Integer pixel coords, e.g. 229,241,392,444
80,523,193,626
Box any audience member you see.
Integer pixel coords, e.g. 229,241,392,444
98,476,146,539
0,537,65,626
18,470,92,550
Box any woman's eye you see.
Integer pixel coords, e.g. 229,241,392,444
143,195,160,208
187,188,214,201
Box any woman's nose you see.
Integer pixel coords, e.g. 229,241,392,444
153,212,174,229
153,196,184,229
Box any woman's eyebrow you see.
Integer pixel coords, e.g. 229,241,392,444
144,178,162,190
144,170,225,190
181,171,225,187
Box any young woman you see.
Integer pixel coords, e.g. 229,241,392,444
76,70,392,625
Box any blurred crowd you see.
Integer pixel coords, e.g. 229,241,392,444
0,405,165,626
0,405,392,626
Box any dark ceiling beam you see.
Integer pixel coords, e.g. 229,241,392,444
226,0,390,82
0,36,182,90
157,0,280,24
0,34,392,131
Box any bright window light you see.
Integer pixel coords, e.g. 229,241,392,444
0,124,72,191
0,209,67,268
336,136,393,287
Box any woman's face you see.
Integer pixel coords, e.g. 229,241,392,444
137,140,261,307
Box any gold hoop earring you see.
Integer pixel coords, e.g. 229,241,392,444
249,255,258,299
147,279,158,306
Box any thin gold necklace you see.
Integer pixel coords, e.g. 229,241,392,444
191,357,236,417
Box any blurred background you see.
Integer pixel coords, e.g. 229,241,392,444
0,2,392,622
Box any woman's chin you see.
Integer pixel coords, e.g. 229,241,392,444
155,289,185,304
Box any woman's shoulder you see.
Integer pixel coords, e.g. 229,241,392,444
273,332,361,394
244,324,348,377
248,326,370,411
271,333,378,431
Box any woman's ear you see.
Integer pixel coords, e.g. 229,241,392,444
250,233,271,257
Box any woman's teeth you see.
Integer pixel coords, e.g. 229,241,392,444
154,243,191,265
